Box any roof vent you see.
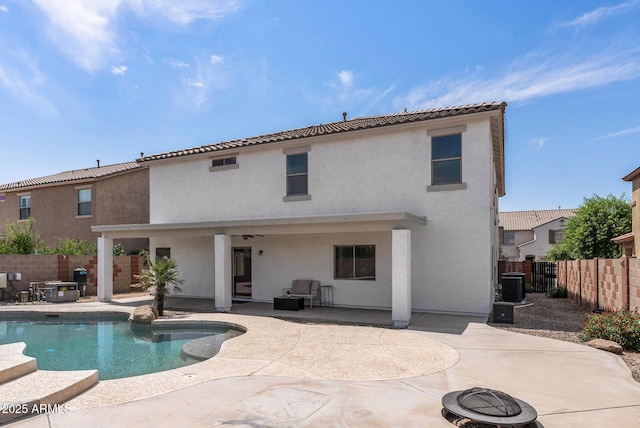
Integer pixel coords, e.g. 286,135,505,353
342,112,347,121
96,160,100,167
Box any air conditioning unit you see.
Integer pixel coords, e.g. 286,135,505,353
502,277,523,302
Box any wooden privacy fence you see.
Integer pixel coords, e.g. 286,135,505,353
557,257,640,312
0,254,145,298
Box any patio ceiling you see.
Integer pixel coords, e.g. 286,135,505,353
92,211,426,239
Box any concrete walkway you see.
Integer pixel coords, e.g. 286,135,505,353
2,297,640,427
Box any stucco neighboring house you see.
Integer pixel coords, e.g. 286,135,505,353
0,162,149,253
499,209,576,261
93,102,507,326
613,166,640,257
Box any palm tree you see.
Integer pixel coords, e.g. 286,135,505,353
135,257,183,316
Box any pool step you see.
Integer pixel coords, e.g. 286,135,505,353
0,343,99,425
0,342,37,384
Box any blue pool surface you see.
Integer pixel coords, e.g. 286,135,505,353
0,318,242,380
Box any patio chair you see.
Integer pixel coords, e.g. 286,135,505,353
283,279,321,308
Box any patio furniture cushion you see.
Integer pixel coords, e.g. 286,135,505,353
292,279,312,295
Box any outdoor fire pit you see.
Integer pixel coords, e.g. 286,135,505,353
441,387,538,427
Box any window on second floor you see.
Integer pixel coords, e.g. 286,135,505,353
19,195,31,220
432,133,462,185
549,229,564,244
209,155,238,172
503,232,516,245
78,188,92,216
286,152,308,196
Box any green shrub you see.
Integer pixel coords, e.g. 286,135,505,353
547,286,568,298
579,310,640,351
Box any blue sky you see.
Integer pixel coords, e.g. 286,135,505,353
0,0,638,211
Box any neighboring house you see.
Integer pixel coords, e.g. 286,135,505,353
499,209,576,261
93,102,507,326
613,166,640,257
0,162,149,253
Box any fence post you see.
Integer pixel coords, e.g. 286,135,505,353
622,255,630,310
594,257,599,311
578,259,582,308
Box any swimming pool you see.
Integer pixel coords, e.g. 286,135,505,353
0,315,243,380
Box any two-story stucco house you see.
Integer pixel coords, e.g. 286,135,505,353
93,102,507,326
499,209,576,261
0,162,149,253
612,166,640,257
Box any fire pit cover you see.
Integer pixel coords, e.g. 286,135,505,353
442,387,537,426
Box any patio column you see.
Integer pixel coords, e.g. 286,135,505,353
97,237,113,302
392,229,411,328
214,234,232,312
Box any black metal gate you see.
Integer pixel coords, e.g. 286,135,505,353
531,262,556,292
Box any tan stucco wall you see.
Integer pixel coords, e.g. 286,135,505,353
633,176,639,257
0,168,148,252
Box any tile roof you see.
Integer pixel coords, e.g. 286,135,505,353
499,209,577,231
0,162,142,191
139,102,507,162
623,166,640,181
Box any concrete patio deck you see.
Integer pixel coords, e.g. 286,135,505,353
2,296,640,427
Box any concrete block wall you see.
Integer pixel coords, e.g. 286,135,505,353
0,254,144,298
0,255,59,295
558,257,640,312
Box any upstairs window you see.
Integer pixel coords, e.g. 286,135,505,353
78,188,92,216
432,133,462,185
335,245,376,280
286,153,308,196
209,156,238,171
503,232,515,245
19,195,31,220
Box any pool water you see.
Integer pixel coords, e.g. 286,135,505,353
0,319,241,380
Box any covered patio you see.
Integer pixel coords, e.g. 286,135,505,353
92,211,426,327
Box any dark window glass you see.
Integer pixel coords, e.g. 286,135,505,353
155,248,171,261
19,195,30,220
286,153,308,195
78,189,91,216
432,159,461,184
432,134,462,185
212,157,236,167
335,245,376,280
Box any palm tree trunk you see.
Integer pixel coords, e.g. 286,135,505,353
156,293,165,316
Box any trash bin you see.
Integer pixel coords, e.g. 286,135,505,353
74,268,87,297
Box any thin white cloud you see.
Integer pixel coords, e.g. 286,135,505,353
31,0,241,72
111,65,128,75
128,0,242,25
0,5,8,12
174,54,231,112
336,70,353,89
396,48,640,109
210,54,224,64
169,59,190,68
597,126,640,140
564,0,640,28
0,49,56,115
33,0,121,72
532,138,548,149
